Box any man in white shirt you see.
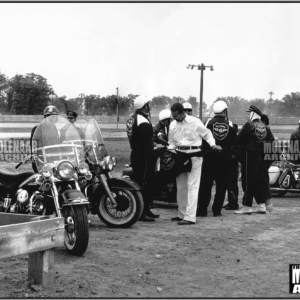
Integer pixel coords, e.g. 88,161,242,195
168,103,221,225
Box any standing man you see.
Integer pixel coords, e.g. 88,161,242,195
153,109,172,145
30,105,61,172
126,95,159,222
198,101,237,217
168,103,221,225
183,102,193,116
61,110,85,141
223,118,240,211
235,105,273,215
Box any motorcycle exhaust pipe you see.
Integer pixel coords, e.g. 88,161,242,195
271,188,300,192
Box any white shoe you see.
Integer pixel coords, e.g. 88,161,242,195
266,203,273,212
252,204,267,214
234,206,252,215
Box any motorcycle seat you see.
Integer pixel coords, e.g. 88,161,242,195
0,168,35,186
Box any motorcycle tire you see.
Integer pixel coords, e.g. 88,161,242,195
97,188,143,228
62,205,89,256
271,191,287,197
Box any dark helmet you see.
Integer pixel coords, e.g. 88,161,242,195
44,105,59,116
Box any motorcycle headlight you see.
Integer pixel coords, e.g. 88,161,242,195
78,162,89,175
41,165,53,178
57,161,75,179
99,156,114,171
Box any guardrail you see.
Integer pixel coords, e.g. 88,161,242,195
0,213,64,286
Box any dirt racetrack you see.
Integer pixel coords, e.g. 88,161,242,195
0,139,300,298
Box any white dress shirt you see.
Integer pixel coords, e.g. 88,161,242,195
168,114,216,150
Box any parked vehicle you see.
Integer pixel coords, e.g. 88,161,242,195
75,119,144,228
0,115,90,256
269,158,300,197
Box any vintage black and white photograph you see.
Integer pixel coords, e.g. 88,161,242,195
0,1,300,298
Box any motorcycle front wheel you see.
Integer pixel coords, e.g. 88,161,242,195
97,188,143,228
62,205,89,256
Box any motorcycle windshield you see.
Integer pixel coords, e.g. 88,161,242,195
32,115,85,172
83,119,108,164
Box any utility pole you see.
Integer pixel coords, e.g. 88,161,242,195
187,63,214,120
269,91,274,125
79,93,85,116
116,88,119,129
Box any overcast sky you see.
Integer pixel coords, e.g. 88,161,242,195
0,3,299,107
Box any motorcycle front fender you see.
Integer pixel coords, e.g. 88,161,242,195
106,177,141,191
61,189,89,208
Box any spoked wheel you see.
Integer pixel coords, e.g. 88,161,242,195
63,205,89,256
97,188,143,228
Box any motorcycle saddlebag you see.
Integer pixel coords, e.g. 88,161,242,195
268,166,281,185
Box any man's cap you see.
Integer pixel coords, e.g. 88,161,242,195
246,105,263,116
67,111,78,118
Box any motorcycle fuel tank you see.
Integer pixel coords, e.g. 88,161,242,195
269,166,281,185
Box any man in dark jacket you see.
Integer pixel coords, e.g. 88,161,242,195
235,105,274,215
197,101,237,217
126,95,159,222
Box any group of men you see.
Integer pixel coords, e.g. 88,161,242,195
126,95,275,224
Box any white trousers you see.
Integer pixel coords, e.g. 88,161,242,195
176,156,203,223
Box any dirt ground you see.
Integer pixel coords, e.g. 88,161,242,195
0,140,300,298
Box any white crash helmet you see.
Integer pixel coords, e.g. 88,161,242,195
159,109,172,121
134,95,151,110
183,102,192,110
213,101,228,114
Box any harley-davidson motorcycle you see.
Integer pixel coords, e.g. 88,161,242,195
74,118,144,228
0,115,90,256
269,151,300,197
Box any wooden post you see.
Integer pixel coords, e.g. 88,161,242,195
28,249,55,286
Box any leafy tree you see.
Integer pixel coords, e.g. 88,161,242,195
151,95,172,114
280,92,300,116
249,98,266,113
7,73,54,114
0,73,9,112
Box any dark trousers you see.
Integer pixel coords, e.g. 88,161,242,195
227,159,239,208
241,151,266,207
130,150,154,214
198,156,230,216
260,160,272,200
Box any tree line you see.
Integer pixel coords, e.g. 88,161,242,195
0,72,299,117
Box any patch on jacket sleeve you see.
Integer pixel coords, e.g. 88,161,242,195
255,122,267,139
213,123,229,140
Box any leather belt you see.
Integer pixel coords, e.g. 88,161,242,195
177,146,202,150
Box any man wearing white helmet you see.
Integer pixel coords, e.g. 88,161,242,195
126,95,159,221
182,102,193,116
153,109,172,145
30,105,61,172
198,100,238,217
